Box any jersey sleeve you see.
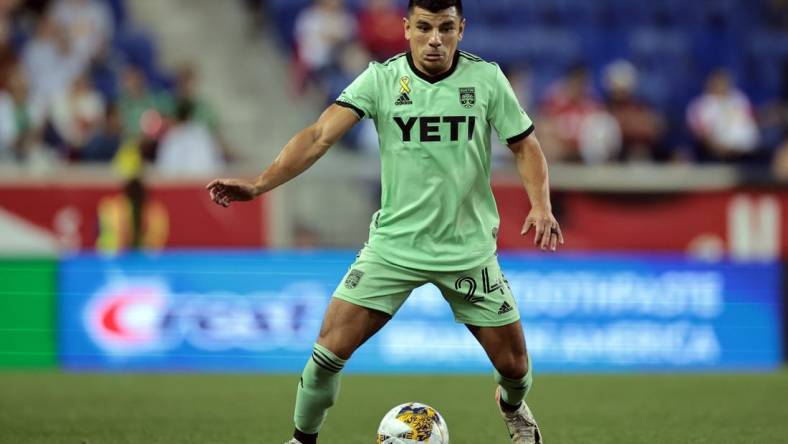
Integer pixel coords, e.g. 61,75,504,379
335,63,379,120
488,64,534,145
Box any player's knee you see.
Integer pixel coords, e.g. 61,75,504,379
496,352,528,380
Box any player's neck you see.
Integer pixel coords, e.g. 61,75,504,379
413,61,451,77
407,51,460,84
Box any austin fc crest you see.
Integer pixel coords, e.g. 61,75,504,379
459,87,476,108
344,269,364,289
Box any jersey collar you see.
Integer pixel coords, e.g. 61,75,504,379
406,50,461,84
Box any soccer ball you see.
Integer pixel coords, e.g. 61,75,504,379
376,402,449,444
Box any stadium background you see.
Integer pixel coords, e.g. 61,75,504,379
0,0,787,442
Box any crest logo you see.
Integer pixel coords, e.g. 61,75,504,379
344,269,365,289
459,87,476,108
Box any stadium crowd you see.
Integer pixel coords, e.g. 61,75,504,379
2,0,786,174
275,0,788,169
0,0,230,176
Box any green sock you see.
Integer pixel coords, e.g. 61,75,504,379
495,354,533,407
293,343,347,434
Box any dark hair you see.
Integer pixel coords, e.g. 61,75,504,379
408,0,463,16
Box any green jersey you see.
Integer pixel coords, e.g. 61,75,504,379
336,51,533,271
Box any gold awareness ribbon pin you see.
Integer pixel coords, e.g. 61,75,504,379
400,76,411,94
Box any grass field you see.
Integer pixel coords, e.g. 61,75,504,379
1,371,787,443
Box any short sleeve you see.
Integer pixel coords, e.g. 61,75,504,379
336,63,378,120
488,64,534,145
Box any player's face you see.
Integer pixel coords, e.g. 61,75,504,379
404,7,465,76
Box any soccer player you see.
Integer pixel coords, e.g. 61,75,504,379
206,1,562,442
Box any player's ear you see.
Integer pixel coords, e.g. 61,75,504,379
403,16,411,40
458,18,465,41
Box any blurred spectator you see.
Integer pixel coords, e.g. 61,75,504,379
111,136,143,177
767,61,788,178
82,103,120,161
761,61,788,151
539,65,599,161
0,0,175,167
326,41,371,105
0,64,37,160
88,40,122,103
156,99,224,176
21,12,84,115
294,0,355,86
577,111,622,164
326,41,375,152
174,63,218,133
49,72,105,157
117,64,173,140
603,60,665,162
357,0,407,61
507,65,535,114
687,69,760,162
539,65,620,163
96,176,169,254
174,62,234,161
51,0,113,61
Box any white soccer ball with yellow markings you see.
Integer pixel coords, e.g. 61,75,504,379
376,402,449,444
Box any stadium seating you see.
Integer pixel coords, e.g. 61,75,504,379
265,0,786,108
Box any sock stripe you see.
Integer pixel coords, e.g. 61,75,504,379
313,350,344,372
313,346,346,368
311,352,342,373
311,353,341,373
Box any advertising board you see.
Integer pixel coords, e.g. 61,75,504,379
0,259,57,368
58,252,782,372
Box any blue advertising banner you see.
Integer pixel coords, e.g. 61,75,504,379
58,252,782,372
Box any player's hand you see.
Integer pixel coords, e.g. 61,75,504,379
206,178,259,208
521,207,564,252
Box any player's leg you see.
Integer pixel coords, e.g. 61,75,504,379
292,299,392,444
316,297,393,357
466,322,541,444
466,322,532,407
290,248,426,444
433,255,541,443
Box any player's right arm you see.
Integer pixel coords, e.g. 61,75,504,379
206,104,359,207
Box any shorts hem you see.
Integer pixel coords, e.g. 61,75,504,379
455,314,521,328
332,293,395,316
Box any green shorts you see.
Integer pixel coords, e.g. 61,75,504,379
333,247,520,327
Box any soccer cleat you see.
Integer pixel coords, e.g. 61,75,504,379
283,439,303,444
495,386,543,444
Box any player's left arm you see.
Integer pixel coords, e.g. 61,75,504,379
509,134,564,252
